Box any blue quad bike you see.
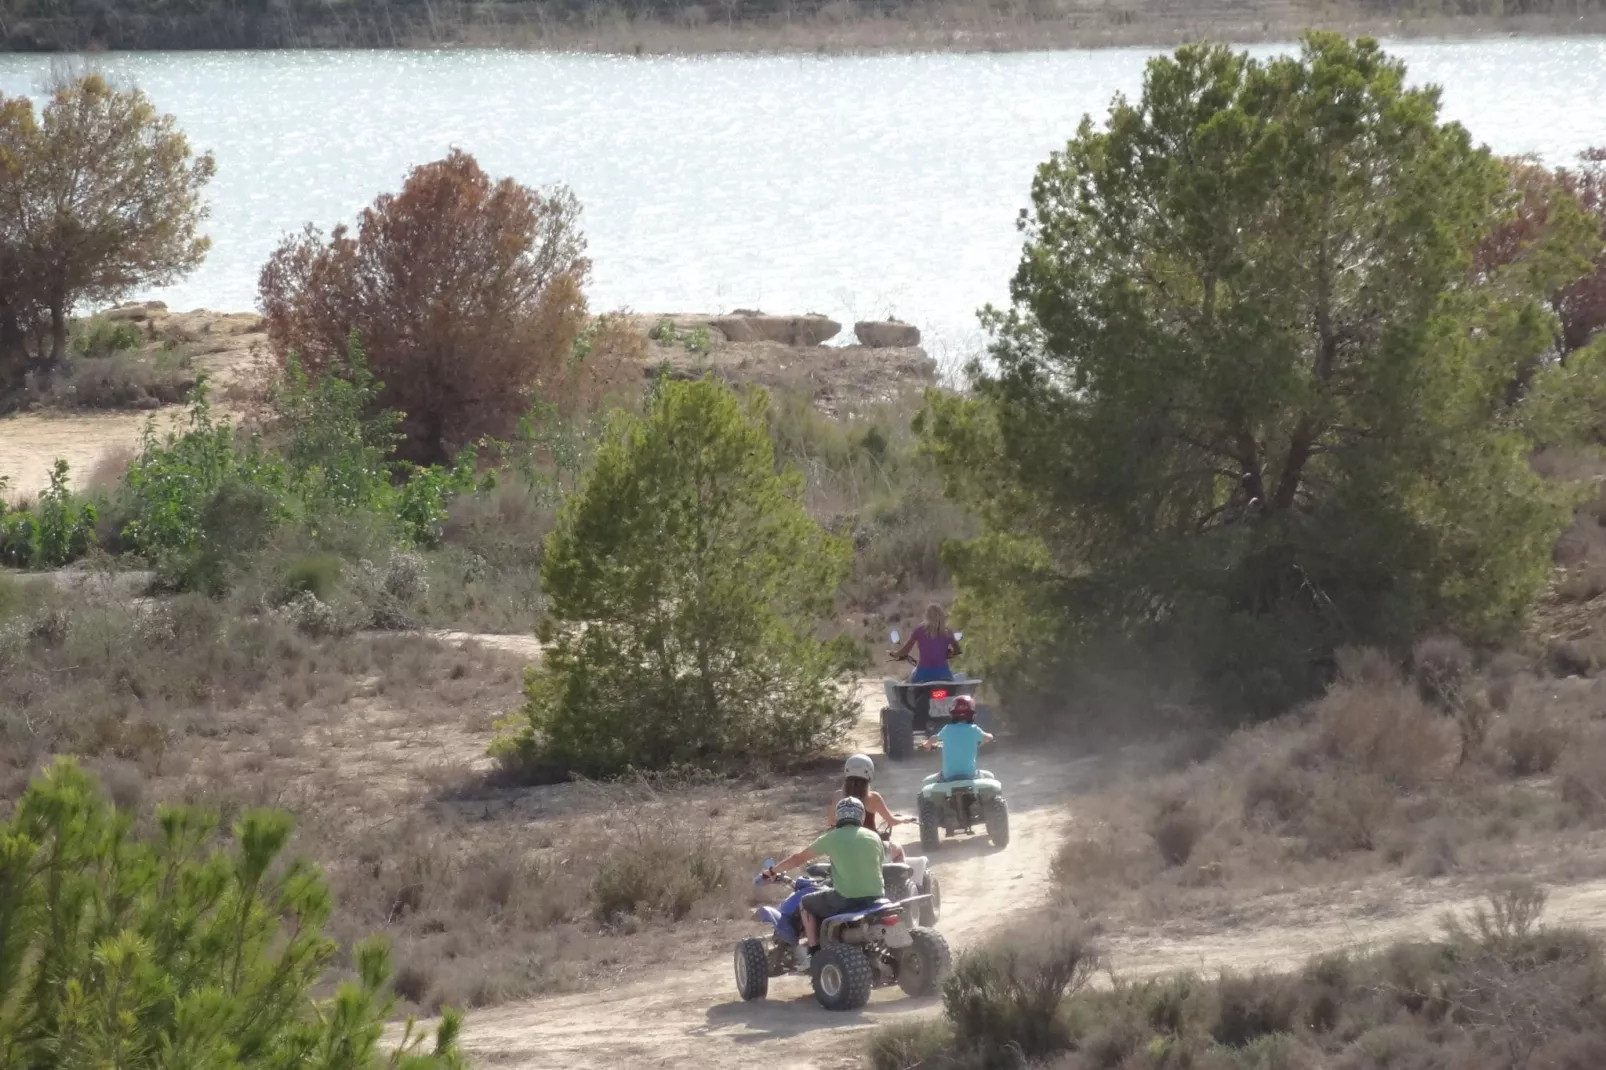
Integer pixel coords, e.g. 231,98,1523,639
734,861,951,1011
878,630,993,761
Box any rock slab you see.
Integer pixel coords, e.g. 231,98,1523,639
709,314,840,347
854,320,921,348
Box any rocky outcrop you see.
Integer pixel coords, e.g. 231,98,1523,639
104,301,168,322
854,320,920,348
709,313,840,347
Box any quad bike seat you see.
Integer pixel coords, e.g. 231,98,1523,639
826,898,895,924
922,770,996,785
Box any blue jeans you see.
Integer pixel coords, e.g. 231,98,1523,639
910,665,953,684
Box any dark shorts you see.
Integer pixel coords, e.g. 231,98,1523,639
801,888,881,921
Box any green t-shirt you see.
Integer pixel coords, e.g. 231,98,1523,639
809,825,885,900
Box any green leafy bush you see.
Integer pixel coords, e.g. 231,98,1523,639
0,757,465,1069
119,384,291,586
506,377,854,777
69,315,145,358
0,460,97,568
117,343,482,590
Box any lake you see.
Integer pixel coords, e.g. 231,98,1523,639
1,37,1603,359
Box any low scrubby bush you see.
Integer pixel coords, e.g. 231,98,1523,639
876,885,1606,1070
940,923,1099,1064
50,350,196,409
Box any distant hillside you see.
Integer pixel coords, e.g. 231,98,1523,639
4,0,1605,53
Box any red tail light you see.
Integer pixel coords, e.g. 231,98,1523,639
881,914,899,925
930,689,949,700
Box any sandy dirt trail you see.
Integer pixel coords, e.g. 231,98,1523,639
408,672,1606,1070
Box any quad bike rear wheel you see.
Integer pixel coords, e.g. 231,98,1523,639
917,796,941,852
917,872,941,926
734,938,770,1001
811,944,874,1011
985,797,1011,848
897,927,953,997
882,707,915,760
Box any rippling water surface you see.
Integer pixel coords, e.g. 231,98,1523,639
0,38,1602,356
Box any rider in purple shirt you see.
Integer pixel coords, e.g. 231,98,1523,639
894,603,961,684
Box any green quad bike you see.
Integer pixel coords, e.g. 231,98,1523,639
916,747,1009,852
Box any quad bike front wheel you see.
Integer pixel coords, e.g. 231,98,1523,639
897,927,953,997
917,796,941,852
985,797,1011,848
811,944,874,1011
734,938,770,1001
918,872,941,926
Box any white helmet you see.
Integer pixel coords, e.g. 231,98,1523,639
834,796,867,828
844,754,875,781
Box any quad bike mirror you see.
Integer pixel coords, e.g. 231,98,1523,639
762,856,775,870
889,630,900,644
955,631,963,641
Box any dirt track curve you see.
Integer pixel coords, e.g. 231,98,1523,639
409,672,1606,1070
422,680,1078,1069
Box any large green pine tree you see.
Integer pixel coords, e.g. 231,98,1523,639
925,34,1601,721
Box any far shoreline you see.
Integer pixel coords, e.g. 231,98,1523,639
5,6,1606,57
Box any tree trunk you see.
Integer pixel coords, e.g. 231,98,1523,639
0,300,27,400
28,298,68,391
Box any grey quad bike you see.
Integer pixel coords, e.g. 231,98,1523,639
878,630,991,762
916,738,1009,852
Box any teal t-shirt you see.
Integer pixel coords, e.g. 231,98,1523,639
938,721,986,780
809,825,885,899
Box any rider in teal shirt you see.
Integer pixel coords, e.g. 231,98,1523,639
919,697,994,779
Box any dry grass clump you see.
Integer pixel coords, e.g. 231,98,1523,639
1150,798,1204,868
1559,737,1606,825
876,883,1606,1070
39,348,197,410
1309,647,1458,789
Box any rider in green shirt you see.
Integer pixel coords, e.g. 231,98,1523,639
767,796,885,955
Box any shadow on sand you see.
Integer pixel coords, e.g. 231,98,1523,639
700,988,941,1044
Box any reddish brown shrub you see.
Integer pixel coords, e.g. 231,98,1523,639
258,150,590,464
